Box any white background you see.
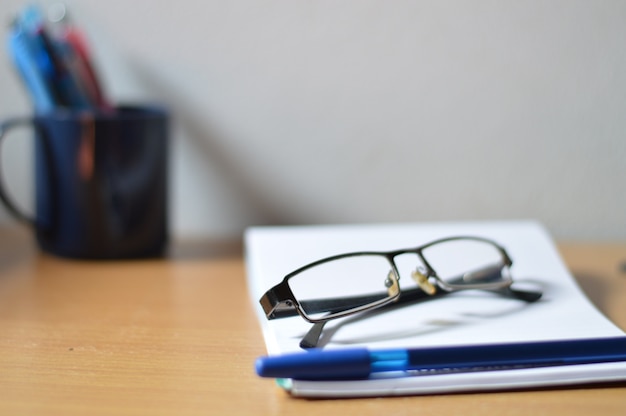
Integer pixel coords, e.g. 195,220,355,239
1,1,624,241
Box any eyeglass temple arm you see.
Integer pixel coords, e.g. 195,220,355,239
265,292,392,320
298,287,449,348
266,279,542,321
299,286,542,349
300,321,327,349
298,287,452,348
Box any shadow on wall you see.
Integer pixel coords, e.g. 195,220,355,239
126,61,286,231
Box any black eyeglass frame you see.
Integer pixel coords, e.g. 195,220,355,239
259,236,531,325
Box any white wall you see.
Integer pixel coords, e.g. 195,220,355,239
1,0,625,241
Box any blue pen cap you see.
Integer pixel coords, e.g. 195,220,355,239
255,348,371,380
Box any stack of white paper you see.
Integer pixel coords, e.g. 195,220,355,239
245,220,626,397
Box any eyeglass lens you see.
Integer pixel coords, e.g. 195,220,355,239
287,254,396,321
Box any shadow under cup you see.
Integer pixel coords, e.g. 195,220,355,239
0,105,169,259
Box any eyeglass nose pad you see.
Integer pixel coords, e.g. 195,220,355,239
385,270,400,297
412,268,437,295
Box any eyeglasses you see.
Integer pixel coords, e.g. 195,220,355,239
259,236,543,348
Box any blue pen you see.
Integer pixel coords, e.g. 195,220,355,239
7,22,56,111
14,5,92,110
255,337,626,380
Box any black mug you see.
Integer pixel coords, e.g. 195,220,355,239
0,105,168,259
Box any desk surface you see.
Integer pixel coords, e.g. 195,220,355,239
0,228,625,415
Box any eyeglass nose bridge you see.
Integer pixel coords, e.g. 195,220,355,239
389,251,438,296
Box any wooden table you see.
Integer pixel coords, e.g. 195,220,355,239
1,228,625,415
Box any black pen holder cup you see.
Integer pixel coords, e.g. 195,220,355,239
0,104,169,259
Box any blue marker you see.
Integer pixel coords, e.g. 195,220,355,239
255,337,626,380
